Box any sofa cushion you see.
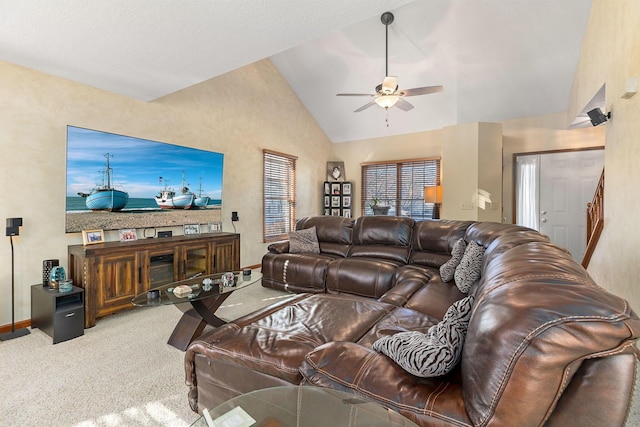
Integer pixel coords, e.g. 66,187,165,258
300,341,473,427
325,258,399,298
454,240,484,293
439,238,466,282
296,216,354,257
372,296,474,377
349,216,414,263
289,226,320,254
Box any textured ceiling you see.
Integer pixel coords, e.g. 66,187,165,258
0,0,593,143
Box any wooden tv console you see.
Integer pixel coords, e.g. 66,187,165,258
68,233,240,328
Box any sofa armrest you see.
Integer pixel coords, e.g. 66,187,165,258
267,240,289,254
300,341,470,426
378,266,432,307
378,280,425,306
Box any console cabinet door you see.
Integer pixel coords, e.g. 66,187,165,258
94,252,139,319
145,248,178,288
212,237,240,272
179,243,210,280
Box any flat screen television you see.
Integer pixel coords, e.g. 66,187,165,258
65,126,224,233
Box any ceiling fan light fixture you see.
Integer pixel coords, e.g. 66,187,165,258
375,95,399,109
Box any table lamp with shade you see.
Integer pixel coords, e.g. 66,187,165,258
424,186,443,219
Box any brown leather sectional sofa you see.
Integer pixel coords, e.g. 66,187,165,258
185,215,640,426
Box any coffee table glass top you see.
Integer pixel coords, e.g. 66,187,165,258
131,269,262,307
191,385,418,427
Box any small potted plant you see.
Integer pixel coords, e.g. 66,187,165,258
370,197,390,215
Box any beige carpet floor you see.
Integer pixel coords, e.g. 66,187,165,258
0,283,292,427
2,282,639,427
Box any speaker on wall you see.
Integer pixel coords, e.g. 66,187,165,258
587,108,610,126
6,217,22,236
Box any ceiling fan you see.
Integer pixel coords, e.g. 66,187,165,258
337,11,443,113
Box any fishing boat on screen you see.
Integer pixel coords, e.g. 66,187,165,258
77,153,129,211
192,174,210,208
155,172,195,209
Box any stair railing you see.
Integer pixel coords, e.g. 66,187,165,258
582,168,604,268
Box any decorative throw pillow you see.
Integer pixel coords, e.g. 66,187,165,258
288,226,320,254
454,241,485,293
439,238,467,282
372,296,475,377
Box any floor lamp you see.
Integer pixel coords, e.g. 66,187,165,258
0,217,30,341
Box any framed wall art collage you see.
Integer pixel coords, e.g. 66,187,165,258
323,181,352,218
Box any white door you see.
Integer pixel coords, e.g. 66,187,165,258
516,149,604,262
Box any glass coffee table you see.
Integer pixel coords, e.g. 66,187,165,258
191,385,418,427
132,269,262,350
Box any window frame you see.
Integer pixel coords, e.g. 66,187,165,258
263,149,297,242
360,157,441,220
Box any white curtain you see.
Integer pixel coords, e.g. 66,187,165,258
516,155,539,230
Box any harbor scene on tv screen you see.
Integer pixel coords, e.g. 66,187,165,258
65,126,224,233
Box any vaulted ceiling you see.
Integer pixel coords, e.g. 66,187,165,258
0,0,593,143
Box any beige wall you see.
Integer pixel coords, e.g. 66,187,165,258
441,122,503,221
502,113,605,223
332,130,443,216
0,59,333,325
333,117,601,225
567,0,640,310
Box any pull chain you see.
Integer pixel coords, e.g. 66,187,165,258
386,108,390,127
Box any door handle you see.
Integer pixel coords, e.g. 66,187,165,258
541,218,547,223
541,210,547,215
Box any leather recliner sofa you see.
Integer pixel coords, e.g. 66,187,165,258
185,216,640,426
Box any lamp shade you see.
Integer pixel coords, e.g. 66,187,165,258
375,95,399,109
424,185,442,203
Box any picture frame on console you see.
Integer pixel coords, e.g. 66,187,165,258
184,224,200,235
82,229,104,245
208,222,222,233
118,228,138,242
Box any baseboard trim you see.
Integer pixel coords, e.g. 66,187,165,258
0,319,31,334
243,263,261,270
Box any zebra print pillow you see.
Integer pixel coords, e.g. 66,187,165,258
439,238,467,282
372,295,474,377
454,240,485,293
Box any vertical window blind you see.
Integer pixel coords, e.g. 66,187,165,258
361,158,440,220
263,150,297,242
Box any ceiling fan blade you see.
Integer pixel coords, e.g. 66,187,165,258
394,97,414,112
337,93,375,97
399,85,444,96
354,100,377,113
381,76,398,94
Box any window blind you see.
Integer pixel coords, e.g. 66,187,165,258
361,158,440,220
263,150,297,242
